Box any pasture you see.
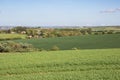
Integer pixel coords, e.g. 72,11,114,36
14,34,120,50
0,34,26,40
0,49,120,80
1,33,120,80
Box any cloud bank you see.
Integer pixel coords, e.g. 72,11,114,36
101,8,120,13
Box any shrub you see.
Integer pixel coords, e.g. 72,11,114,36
115,32,120,34
51,45,60,51
39,48,46,51
0,42,13,52
0,41,36,52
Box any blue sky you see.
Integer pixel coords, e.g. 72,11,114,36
0,0,120,26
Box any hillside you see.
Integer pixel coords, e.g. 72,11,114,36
14,34,120,50
0,49,120,80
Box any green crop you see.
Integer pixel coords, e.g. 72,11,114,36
14,34,120,50
0,49,120,80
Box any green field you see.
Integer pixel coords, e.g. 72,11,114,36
14,34,120,50
0,49,120,80
0,34,26,40
1,34,120,79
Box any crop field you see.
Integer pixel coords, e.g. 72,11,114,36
0,34,26,40
0,49,120,80
91,26,120,31
15,34,120,50
1,34,120,80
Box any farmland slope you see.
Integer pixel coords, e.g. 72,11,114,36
0,49,120,80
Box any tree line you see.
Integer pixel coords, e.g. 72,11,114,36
0,26,120,39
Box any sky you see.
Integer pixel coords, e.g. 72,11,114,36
0,0,120,26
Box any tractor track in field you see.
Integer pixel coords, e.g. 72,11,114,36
0,67,120,76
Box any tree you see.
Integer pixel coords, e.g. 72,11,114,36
12,26,27,33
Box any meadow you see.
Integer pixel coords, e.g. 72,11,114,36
0,33,120,80
0,34,26,40
14,34,120,50
0,49,120,80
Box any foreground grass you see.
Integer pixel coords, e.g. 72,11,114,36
14,34,120,50
0,49,120,80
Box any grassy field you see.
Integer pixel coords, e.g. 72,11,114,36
14,34,120,50
1,34,120,79
91,26,120,31
0,34,26,40
0,49,120,80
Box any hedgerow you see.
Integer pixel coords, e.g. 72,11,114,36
0,41,36,52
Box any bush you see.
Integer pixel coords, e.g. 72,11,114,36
51,45,60,51
39,48,46,51
0,41,36,52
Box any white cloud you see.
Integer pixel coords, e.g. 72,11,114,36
116,8,120,11
101,8,120,13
